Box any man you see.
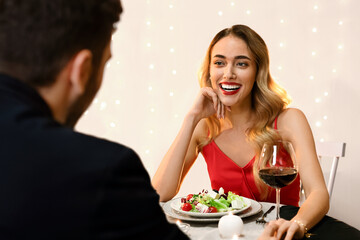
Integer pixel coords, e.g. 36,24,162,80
0,0,188,239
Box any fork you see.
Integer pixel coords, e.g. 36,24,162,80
256,206,275,224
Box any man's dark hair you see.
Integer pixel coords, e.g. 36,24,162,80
0,0,122,86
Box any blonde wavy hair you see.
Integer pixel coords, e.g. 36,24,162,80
197,25,291,200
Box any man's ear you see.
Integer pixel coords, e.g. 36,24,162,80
69,49,93,95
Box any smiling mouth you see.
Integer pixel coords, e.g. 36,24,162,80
219,83,241,92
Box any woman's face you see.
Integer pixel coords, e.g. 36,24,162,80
209,35,257,108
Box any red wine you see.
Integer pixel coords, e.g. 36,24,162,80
259,168,298,188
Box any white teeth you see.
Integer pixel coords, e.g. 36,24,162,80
220,84,241,91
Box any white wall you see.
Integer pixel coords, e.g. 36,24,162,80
76,0,360,229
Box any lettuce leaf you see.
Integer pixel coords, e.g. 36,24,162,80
209,199,228,211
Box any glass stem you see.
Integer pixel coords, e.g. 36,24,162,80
276,188,281,219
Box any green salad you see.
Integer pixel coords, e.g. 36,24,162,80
180,187,248,213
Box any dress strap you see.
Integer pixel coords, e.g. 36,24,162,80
274,116,278,130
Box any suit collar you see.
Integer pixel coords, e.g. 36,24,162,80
0,73,53,118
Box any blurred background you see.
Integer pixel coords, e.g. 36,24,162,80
76,0,360,229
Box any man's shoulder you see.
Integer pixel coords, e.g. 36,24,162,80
63,129,140,162
73,130,133,152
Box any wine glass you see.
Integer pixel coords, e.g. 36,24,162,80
257,140,298,220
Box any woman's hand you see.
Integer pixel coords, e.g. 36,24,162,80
189,87,230,120
268,218,306,240
257,222,279,240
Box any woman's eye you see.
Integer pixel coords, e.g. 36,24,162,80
237,62,248,67
214,61,225,66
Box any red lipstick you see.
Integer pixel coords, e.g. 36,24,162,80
219,82,241,95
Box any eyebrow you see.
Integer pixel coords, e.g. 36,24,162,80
213,54,251,61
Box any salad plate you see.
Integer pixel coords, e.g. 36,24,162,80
170,197,252,218
162,198,262,222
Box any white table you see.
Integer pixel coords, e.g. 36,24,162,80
162,201,276,240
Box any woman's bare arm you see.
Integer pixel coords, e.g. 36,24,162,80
152,88,225,201
275,108,329,239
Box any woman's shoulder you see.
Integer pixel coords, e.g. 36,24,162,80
277,108,310,131
279,108,307,120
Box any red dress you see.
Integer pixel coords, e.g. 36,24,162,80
201,118,300,206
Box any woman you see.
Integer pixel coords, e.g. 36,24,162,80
152,25,329,239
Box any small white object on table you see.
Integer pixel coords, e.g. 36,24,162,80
218,213,243,239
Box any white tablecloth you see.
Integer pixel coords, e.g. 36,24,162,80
162,201,276,240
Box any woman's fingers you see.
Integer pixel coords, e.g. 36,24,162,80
257,221,279,240
283,223,299,240
202,87,222,118
274,219,303,240
264,222,279,236
217,100,228,119
200,87,229,119
274,218,288,239
201,87,218,110
221,101,225,119
217,99,226,119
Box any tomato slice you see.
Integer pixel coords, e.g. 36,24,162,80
181,203,192,211
186,194,194,201
209,206,218,213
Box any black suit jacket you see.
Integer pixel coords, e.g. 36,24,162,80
0,74,188,239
